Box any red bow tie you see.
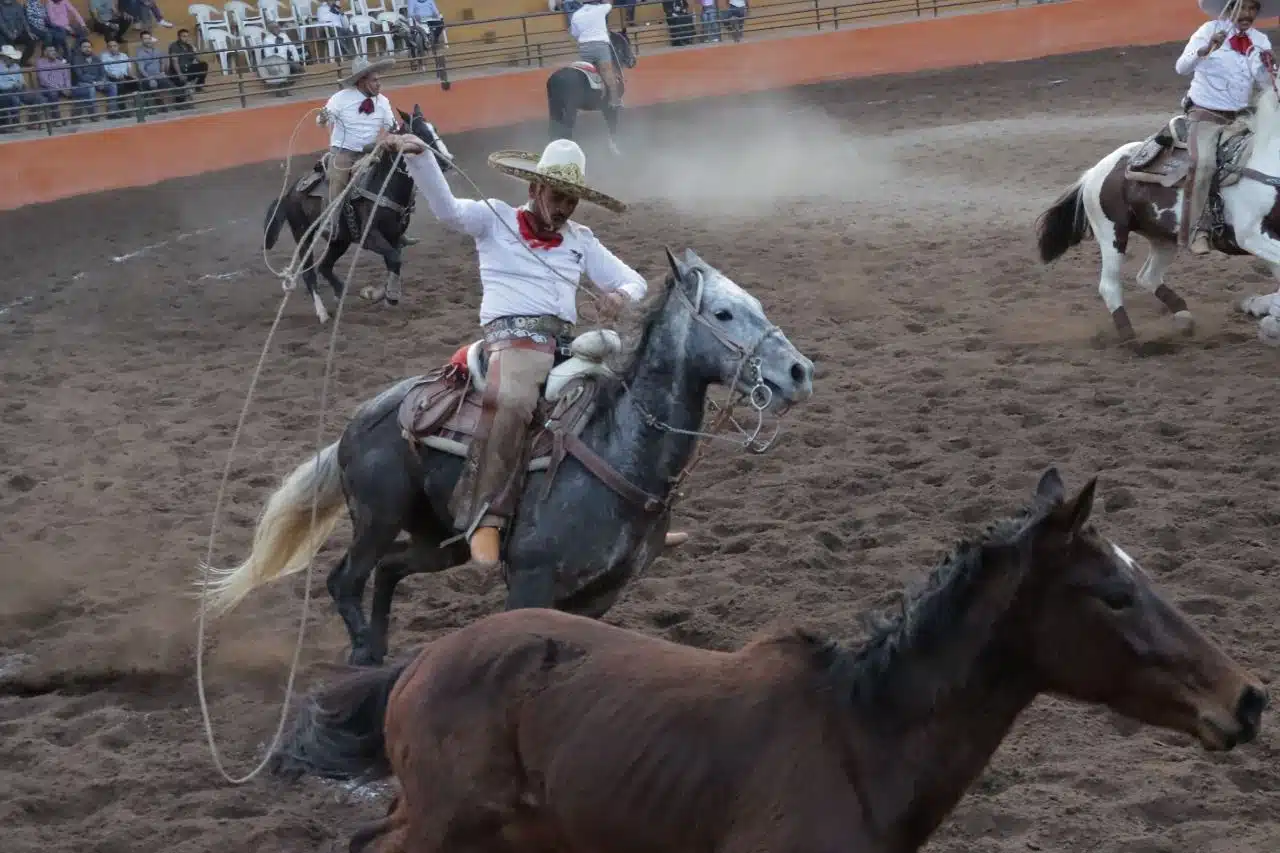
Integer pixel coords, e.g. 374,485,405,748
517,209,564,249
358,96,374,115
1229,31,1253,55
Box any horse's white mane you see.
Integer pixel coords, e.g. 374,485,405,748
1251,80,1280,137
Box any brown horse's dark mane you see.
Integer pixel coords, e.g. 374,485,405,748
793,506,1045,720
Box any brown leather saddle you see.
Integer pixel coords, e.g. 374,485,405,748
397,330,668,516
1126,112,1253,189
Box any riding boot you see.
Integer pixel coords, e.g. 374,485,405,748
469,525,502,565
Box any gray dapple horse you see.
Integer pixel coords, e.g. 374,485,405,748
203,249,816,666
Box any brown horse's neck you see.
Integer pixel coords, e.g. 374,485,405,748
845,657,1036,851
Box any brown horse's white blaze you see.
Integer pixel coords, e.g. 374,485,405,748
1036,84,1280,344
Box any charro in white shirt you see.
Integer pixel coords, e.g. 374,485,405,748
404,147,646,325
569,1,612,44
321,87,397,153
1176,19,1272,111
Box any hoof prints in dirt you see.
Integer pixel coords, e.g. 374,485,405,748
2,41,1280,853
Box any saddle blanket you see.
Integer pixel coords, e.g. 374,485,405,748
569,60,604,90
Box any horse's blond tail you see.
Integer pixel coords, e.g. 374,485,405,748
201,441,344,615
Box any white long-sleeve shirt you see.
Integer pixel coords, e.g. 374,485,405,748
321,87,396,151
404,150,647,325
569,2,612,44
1175,19,1273,111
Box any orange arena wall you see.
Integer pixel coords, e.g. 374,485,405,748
0,0,1214,210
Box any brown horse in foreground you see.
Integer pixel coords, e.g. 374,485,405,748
270,467,1267,853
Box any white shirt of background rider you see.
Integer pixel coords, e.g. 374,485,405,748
570,1,612,44
1176,19,1273,112
321,87,396,153
403,149,647,326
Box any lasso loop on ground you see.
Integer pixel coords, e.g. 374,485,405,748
195,121,407,785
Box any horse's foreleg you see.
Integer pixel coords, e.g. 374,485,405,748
1240,260,1280,318
1134,239,1193,336
317,238,348,302
367,538,464,665
384,246,403,306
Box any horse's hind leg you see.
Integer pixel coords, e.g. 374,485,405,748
1135,239,1193,336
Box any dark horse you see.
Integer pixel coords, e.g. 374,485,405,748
547,29,637,153
204,249,814,666
261,104,452,324
269,467,1268,853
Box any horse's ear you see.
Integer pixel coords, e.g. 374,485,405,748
1034,466,1066,506
398,108,410,122
664,247,687,282
413,103,422,118
1061,477,1097,536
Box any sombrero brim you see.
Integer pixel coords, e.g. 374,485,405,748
488,150,627,214
1200,0,1280,20
340,58,395,87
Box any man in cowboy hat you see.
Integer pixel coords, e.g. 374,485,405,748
316,55,406,244
1176,0,1276,254
380,132,689,566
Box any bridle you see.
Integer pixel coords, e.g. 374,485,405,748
623,267,788,456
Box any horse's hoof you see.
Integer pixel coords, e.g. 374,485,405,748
1172,310,1195,336
442,80,451,91
359,285,383,302
347,647,379,667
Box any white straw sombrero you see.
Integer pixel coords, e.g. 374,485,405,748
1200,0,1280,20
488,139,627,213
339,56,394,88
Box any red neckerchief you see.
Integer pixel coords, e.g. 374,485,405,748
358,96,374,115
517,208,563,249
1229,30,1254,55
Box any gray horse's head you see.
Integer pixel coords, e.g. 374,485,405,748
609,30,637,69
662,248,814,411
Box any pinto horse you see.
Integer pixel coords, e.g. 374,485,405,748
270,467,1266,853
547,30,637,153
1036,81,1280,346
262,105,452,323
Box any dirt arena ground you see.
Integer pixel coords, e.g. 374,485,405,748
4,40,1280,853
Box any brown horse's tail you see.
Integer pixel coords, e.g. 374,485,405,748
1035,177,1090,264
269,659,411,783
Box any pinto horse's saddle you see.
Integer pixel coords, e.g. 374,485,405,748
396,330,668,515
1125,112,1254,190
568,60,606,91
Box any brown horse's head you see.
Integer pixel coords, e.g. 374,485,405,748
1014,468,1266,751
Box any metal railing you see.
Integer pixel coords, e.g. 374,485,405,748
0,0,1055,138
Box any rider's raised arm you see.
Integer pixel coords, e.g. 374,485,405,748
403,147,494,239
580,229,647,302
1176,20,1216,76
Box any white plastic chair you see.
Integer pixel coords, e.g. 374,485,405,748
223,0,264,35
289,0,325,62
237,22,267,68
346,13,380,56
188,3,230,49
258,0,296,25
203,27,234,72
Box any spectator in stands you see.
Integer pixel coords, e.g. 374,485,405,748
315,0,355,59
99,35,133,113
258,18,302,94
132,27,171,109
724,0,744,41
88,0,131,42
44,0,88,55
23,0,58,62
569,0,620,107
697,0,719,43
405,0,444,55
0,0,36,59
34,41,72,121
119,0,171,30
166,26,205,105
70,35,112,118
0,43,36,130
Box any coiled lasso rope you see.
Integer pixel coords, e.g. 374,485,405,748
194,105,407,784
